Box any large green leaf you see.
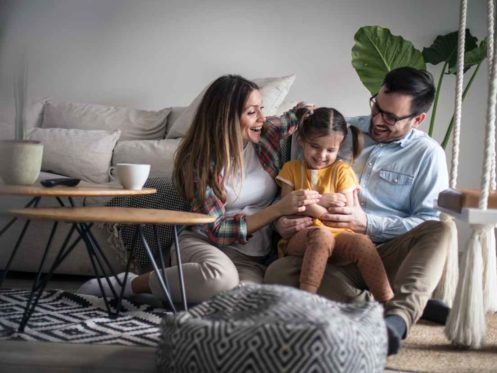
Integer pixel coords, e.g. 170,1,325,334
352,26,425,95
422,29,478,74
462,37,488,68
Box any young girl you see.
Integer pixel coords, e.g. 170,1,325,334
276,107,393,302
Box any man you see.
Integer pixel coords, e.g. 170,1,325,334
264,67,450,355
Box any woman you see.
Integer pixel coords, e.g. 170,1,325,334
79,75,319,304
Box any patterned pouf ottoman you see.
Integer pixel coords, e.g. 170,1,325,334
157,284,387,373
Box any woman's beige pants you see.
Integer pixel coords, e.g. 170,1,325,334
148,230,267,305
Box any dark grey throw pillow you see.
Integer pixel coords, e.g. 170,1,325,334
106,177,189,272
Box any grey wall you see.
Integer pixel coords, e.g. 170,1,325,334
0,0,489,193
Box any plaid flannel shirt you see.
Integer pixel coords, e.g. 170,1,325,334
192,109,299,246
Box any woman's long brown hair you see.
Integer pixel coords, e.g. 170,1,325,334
173,75,259,207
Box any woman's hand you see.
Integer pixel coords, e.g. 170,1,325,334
319,192,347,208
293,102,316,122
276,189,321,215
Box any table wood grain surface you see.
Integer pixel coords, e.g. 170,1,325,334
0,184,156,197
9,207,215,225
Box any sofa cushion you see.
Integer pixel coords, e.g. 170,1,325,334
41,100,171,141
165,74,296,139
165,107,186,134
112,139,182,179
27,127,120,184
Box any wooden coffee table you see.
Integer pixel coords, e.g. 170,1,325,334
9,206,214,330
0,183,156,331
0,184,156,282
0,184,156,198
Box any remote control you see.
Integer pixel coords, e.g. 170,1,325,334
40,178,81,187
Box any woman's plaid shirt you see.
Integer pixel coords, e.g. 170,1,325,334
192,109,299,246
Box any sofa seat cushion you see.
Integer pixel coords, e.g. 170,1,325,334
112,139,182,179
157,284,387,373
27,127,120,184
166,74,296,139
41,100,171,140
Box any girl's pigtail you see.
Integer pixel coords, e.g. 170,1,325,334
349,125,364,161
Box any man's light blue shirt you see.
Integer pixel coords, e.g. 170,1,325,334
343,116,449,243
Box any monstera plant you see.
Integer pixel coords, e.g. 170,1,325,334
351,25,487,149
352,26,426,94
424,32,487,148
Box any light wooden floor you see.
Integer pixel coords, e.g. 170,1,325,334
0,272,406,373
0,340,157,373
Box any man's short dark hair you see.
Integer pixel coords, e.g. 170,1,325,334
382,67,435,114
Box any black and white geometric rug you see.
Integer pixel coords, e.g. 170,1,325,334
0,288,169,346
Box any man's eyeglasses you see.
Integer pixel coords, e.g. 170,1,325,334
369,95,417,126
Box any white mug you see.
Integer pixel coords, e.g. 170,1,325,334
109,163,150,190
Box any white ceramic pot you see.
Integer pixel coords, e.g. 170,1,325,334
0,140,44,185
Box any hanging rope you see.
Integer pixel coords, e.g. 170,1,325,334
446,224,486,348
483,222,497,312
480,0,497,209
483,0,497,313
488,0,496,190
433,0,467,307
445,0,497,348
449,0,466,189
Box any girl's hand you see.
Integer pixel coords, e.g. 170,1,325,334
277,189,321,215
319,192,347,208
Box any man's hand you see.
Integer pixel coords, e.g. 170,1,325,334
320,190,367,234
319,192,347,208
274,215,313,240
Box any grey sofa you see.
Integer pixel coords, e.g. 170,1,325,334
0,74,297,276
0,105,186,276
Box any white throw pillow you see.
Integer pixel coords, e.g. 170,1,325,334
41,100,171,141
165,74,296,139
27,128,121,184
112,139,182,179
